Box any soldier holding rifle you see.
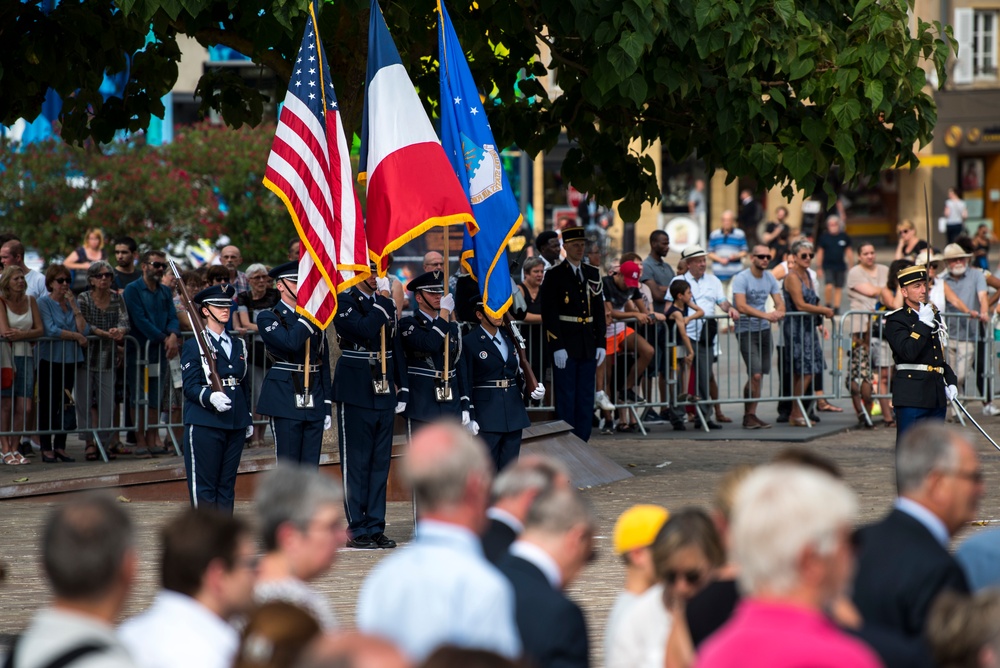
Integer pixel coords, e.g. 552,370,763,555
256,261,333,467
177,281,252,514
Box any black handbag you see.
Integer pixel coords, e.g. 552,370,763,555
61,389,78,432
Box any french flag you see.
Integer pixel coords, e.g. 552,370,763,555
359,0,477,275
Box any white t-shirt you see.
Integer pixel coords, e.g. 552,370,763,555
605,583,673,668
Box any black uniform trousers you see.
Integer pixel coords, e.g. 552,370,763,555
337,403,394,539
554,356,597,442
480,430,523,473
183,424,244,514
272,416,324,467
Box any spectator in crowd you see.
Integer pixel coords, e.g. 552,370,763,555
687,179,706,220
941,243,989,415
671,245,738,430
602,260,654,412
482,455,569,563
64,228,108,292
853,423,978,649
220,245,250,295
781,240,833,426
815,215,854,315
253,464,344,630
972,223,991,270
37,264,89,463
112,236,141,292
232,602,321,668
957,523,1000,593
423,251,445,273
604,504,670,660
176,270,207,332
944,188,969,244
698,465,880,668
76,260,130,461
845,243,892,428
119,509,257,668
585,239,602,268
516,257,544,387
737,189,762,243
894,219,930,263
123,250,180,457
357,421,521,661
384,253,407,318
10,493,137,668
642,230,681,424
760,206,791,269
535,230,562,272
618,251,666,424
608,507,724,668
234,263,277,448
0,265,43,465
287,238,300,262
0,240,47,298
927,590,1000,668
732,244,784,429
666,280,703,418
707,211,748,288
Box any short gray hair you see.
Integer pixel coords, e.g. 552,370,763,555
87,260,115,278
896,423,965,495
245,263,268,278
254,463,343,552
521,257,544,275
789,239,814,256
928,590,1000,668
524,487,595,535
492,455,567,502
43,492,134,600
404,421,492,511
732,464,856,596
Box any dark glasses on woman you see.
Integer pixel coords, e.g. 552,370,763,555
665,569,704,586
799,253,814,260
53,277,71,284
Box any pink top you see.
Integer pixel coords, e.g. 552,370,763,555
696,599,883,668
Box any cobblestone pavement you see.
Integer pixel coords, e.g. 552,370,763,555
2,424,1000,664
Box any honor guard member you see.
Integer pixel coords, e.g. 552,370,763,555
540,226,606,441
180,284,252,513
398,270,467,431
884,264,959,444
461,298,546,471
332,267,404,549
256,261,333,466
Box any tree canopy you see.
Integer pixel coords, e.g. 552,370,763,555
2,0,955,220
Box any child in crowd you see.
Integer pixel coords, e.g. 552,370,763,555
666,280,703,403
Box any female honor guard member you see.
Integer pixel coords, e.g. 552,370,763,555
256,261,333,467
180,284,252,513
398,270,467,431
884,264,958,443
461,298,545,471
332,268,404,549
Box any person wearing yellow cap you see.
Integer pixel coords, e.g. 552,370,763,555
604,504,669,661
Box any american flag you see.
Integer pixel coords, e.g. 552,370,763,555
263,1,369,328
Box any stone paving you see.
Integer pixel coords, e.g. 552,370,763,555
2,423,1000,664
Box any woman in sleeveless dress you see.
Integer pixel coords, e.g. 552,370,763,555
0,266,44,464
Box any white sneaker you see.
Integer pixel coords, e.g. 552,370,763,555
984,403,1000,416
594,390,616,411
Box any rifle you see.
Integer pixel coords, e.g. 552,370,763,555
502,314,539,398
168,259,223,393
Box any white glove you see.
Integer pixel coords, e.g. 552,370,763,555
440,293,455,313
375,277,391,293
530,383,546,401
209,391,232,412
553,349,568,369
461,410,471,426
596,348,607,366
323,415,332,431
469,420,480,435
946,384,959,402
395,401,407,414
246,425,254,439
917,302,935,327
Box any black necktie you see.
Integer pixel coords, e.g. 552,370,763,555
575,267,583,283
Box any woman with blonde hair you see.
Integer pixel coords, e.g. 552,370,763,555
894,219,930,263
65,228,108,292
0,265,43,464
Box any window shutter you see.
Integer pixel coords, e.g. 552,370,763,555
954,8,975,84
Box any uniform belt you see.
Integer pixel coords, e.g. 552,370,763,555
896,364,944,374
220,377,239,388
272,362,321,373
474,379,515,389
341,350,392,360
558,315,593,323
407,368,456,379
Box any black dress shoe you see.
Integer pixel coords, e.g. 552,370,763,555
697,419,722,430
54,451,75,462
372,533,397,549
347,536,378,549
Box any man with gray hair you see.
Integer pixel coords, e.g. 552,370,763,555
853,423,978,647
252,464,345,630
481,455,569,563
497,487,596,668
356,420,520,661
9,494,137,668
699,465,880,667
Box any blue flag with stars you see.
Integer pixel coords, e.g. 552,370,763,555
438,0,521,319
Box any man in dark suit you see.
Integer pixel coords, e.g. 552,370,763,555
498,487,595,668
482,455,569,563
853,422,981,654
540,226,606,442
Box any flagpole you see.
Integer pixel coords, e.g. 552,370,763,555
442,234,451,397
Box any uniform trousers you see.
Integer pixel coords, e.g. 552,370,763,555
337,403,394,539
183,424,243,514
271,416,324,467
480,430,523,473
895,405,947,447
553,356,597,442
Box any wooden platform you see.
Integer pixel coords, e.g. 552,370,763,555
0,421,630,502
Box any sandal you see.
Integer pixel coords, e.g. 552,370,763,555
2,452,17,465
85,445,99,461
816,401,844,413
12,452,29,465
882,420,896,428
109,441,132,456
